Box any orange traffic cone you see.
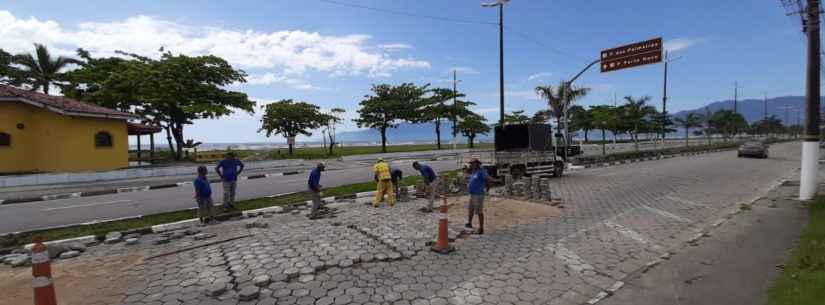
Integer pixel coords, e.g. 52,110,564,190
431,196,454,254
31,238,57,305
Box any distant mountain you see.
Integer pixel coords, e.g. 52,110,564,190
336,122,492,144
672,96,824,125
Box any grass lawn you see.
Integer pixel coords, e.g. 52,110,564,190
0,170,461,249
765,199,825,305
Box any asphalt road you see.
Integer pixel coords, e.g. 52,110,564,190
0,159,460,234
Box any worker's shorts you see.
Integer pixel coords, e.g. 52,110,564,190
469,194,484,215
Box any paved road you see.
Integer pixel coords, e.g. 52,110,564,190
0,159,460,234
21,142,804,305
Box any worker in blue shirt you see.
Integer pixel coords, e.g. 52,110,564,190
193,166,213,225
467,158,495,234
215,152,244,209
412,161,439,212
308,162,325,214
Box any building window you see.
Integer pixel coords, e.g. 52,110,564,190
95,131,113,148
0,132,9,147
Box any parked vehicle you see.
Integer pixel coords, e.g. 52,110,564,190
458,124,572,180
737,141,769,158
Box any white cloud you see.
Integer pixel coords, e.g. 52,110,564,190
664,37,706,53
381,43,412,50
527,72,552,81
245,73,323,90
0,11,430,78
447,66,480,75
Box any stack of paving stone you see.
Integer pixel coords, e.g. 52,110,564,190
398,186,410,202
414,180,428,198
503,174,514,196
511,180,525,197
540,177,553,202
530,176,542,200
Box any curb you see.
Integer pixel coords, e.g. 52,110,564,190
575,148,734,170
0,170,308,205
5,184,422,244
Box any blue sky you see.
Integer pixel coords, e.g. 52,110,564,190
0,0,811,143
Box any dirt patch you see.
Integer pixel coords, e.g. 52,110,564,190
0,254,143,305
444,195,561,231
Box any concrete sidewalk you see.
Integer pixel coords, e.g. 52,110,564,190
600,177,809,305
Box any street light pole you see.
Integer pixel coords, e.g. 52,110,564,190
482,0,509,126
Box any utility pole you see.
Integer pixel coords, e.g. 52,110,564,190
763,92,768,121
662,51,669,146
482,1,508,126
800,0,821,200
660,51,682,146
498,4,505,127
452,70,460,150
733,81,739,114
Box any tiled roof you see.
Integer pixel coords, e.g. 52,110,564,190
0,84,138,120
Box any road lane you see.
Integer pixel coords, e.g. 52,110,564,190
0,159,460,233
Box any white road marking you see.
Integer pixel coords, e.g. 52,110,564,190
604,220,663,251
40,200,132,211
642,205,694,223
665,196,705,207
547,243,594,273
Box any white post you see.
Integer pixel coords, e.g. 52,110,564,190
799,141,819,200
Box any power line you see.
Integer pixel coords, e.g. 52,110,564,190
317,0,584,59
318,0,496,26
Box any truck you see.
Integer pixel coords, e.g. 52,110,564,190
458,123,581,180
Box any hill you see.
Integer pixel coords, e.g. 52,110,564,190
336,122,492,144
672,95,824,125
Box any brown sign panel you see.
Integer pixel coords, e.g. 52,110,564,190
601,37,663,62
600,51,662,73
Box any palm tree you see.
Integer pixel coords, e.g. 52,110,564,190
535,81,590,148
621,95,656,150
13,44,77,95
673,113,704,147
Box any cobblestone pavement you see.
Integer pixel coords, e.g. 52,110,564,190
8,143,802,305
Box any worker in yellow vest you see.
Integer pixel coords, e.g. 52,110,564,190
373,158,396,207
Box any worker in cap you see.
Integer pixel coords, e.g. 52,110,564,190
373,157,396,207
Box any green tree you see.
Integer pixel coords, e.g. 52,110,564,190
354,83,428,153
67,50,255,160
458,114,491,148
569,105,594,142
0,48,22,85
12,43,78,94
61,49,140,111
621,95,656,150
751,115,784,136
259,99,327,155
324,108,346,156
531,109,551,124
414,88,469,150
535,81,590,147
503,110,531,125
708,109,747,141
673,113,704,146
589,105,615,156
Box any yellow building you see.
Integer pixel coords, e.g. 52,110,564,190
0,84,141,173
